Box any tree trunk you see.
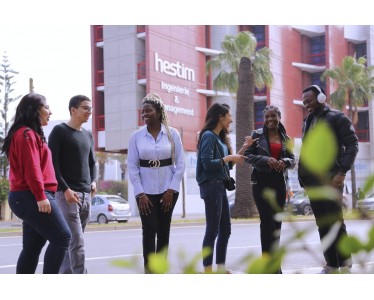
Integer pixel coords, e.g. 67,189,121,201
348,96,358,208
231,57,258,218
99,162,105,182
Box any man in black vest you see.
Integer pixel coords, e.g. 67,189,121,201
298,85,358,274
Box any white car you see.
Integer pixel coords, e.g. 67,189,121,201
356,193,374,211
90,194,131,224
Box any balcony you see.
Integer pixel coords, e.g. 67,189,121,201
137,25,145,33
255,87,266,96
137,60,146,85
292,62,325,74
356,129,369,142
138,110,145,126
137,25,146,40
307,53,325,66
97,115,105,131
96,70,104,86
95,26,103,42
292,25,325,38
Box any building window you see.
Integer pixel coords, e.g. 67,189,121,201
356,111,370,142
239,25,265,49
253,25,265,49
355,42,367,59
310,36,325,65
255,101,266,129
310,72,326,91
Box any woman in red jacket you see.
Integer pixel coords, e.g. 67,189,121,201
1,93,71,274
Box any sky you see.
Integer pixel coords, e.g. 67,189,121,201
0,25,91,121
0,0,368,122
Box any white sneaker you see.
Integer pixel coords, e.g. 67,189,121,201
319,266,340,274
340,266,352,274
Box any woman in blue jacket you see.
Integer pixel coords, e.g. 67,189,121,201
196,103,254,273
244,105,295,274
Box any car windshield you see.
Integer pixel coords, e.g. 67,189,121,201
106,196,127,204
362,193,374,200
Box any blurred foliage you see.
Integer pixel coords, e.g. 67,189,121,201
0,178,9,203
111,123,374,274
300,121,337,177
97,180,127,197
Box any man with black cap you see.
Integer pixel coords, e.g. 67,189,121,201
298,85,359,274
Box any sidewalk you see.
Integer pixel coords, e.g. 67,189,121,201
0,213,208,233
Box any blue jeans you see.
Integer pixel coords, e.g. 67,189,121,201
8,190,71,274
200,180,231,267
56,191,91,274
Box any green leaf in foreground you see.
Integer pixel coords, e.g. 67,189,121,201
300,121,337,176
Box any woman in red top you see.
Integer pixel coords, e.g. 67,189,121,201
1,93,71,274
244,105,295,273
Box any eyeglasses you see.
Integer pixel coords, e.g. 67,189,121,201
79,106,93,113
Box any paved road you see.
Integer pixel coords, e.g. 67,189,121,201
1,217,374,274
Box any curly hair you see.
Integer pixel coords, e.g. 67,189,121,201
263,105,287,135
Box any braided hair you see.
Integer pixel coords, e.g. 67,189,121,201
142,93,176,164
263,105,287,135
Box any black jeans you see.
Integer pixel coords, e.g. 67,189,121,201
252,170,286,256
307,185,352,268
137,192,178,270
8,190,71,274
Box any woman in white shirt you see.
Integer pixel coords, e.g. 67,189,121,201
128,93,185,274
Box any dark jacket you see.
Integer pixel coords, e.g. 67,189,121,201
196,130,231,185
298,105,359,187
244,126,295,176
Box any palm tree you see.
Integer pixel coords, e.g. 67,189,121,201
206,31,273,218
322,55,374,208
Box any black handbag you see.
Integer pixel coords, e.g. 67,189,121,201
225,176,236,191
215,143,236,191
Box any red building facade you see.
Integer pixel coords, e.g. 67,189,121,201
91,25,372,202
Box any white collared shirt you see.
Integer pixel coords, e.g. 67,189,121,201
127,124,185,196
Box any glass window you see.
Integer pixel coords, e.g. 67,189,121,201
253,25,265,50
106,196,127,204
355,42,367,59
310,72,326,91
310,36,325,65
255,101,266,129
356,111,370,142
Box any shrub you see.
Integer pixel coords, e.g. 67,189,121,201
98,180,127,198
0,178,9,204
